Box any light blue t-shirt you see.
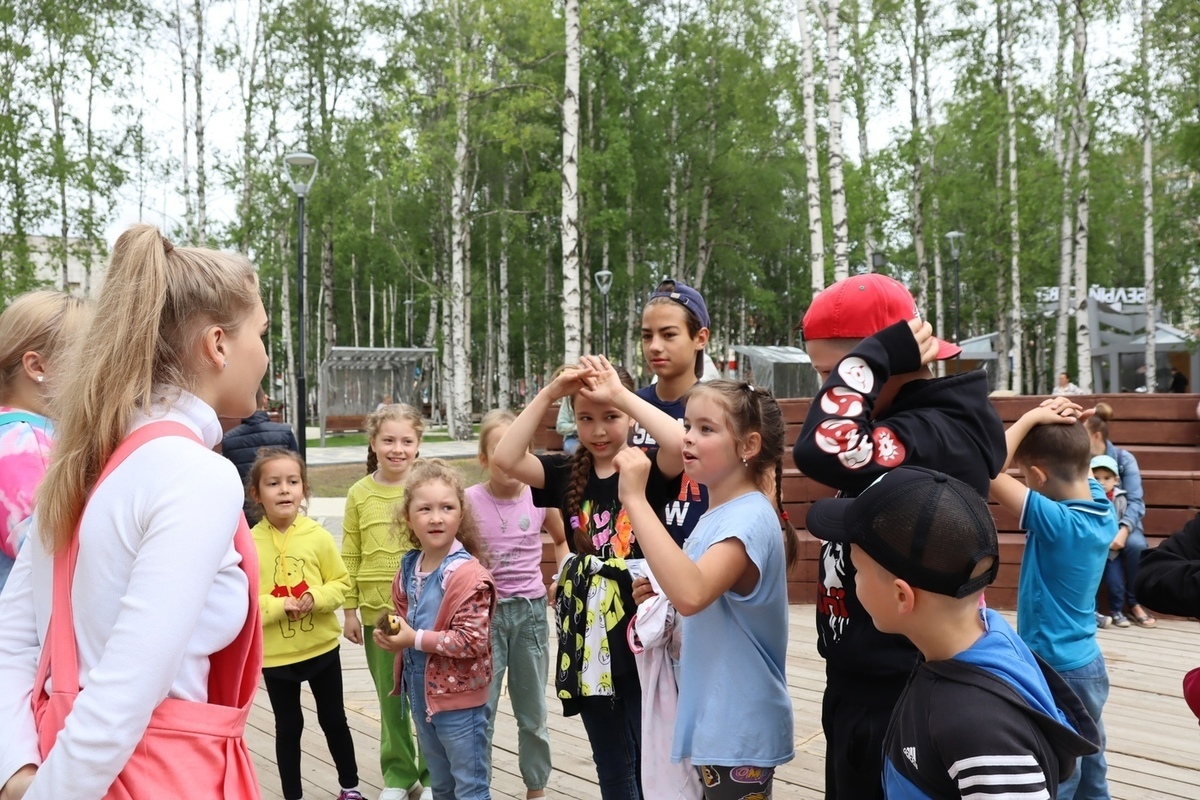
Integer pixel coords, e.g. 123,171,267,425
1017,478,1115,672
673,492,794,767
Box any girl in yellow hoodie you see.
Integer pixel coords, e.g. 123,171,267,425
249,447,362,800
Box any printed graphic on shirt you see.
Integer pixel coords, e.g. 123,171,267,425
730,766,772,785
903,747,917,769
572,499,634,559
814,419,874,469
947,753,1047,799
872,426,907,466
818,542,849,644
838,356,874,393
271,555,314,637
820,385,866,417
700,766,721,788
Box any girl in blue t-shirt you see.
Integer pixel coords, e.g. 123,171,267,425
615,380,800,799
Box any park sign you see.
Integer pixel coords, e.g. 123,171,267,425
1034,286,1147,305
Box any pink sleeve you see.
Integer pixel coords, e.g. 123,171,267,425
0,425,52,558
414,583,494,658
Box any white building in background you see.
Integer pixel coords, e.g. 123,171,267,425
26,236,106,298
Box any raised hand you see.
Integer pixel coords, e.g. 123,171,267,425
908,318,940,366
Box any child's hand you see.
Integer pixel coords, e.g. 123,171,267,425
373,615,416,652
909,318,940,366
343,611,363,645
547,366,597,401
297,592,315,615
283,596,303,620
614,447,652,503
1028,396,1084,425
1111,524,1130,551
577,354,626,406
632,576,658,606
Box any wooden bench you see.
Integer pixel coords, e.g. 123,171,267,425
531,393,1200,608
324,414,368,434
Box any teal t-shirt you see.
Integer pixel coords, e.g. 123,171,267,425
673,492,794,767
1017,478,1115,672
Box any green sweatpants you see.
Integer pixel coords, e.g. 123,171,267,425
363,624,429,790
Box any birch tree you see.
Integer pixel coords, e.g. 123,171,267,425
813,0,849,281
1140,0,1156,391
561,0,583,365
1051,0,1076,384
1004,0,1022,392
906,3,927,309
799,1,826,293
1070,0,1092,392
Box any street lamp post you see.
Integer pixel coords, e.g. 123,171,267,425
871,251,887,271
284,152,318,461
945,231,965,364
594,269,614,355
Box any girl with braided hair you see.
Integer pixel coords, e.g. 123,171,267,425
493,355,685,800
614,380,799,799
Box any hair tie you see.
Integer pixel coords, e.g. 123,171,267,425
161,235,174,254
780,510,790,523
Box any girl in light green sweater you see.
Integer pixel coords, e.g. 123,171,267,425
342,404,431,800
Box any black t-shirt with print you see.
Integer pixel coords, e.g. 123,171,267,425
629,384,710,546
531,449,680,558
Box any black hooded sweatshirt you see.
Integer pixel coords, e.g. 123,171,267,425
792,321,1008,697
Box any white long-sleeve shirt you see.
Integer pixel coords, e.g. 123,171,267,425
0,390,249,799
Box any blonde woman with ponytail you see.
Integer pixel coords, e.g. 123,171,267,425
0,290,87,591
0,224,269,800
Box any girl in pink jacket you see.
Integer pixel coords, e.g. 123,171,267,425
374,459,496,800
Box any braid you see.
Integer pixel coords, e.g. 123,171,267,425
565,446,596,555
775,457,800,569
366,446,378,475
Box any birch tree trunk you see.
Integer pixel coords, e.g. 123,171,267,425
813,0,849,280
1071,2,1092,392
498,174,512,409
799,2,825,294
192,0,207,242
172,0,193,241
1141,0,1156,392
236,0,261,255
1052,1,1075,383
849,0,876,267
920,11,945,375
485,233,494,411
368,275,375,348
624,103,637,369
907,7,927,310
280,230,297,433
668,98,680,276
1004,0,1022,393
449,13,473,439
694,53,717,290
560,0,583,366
321,228,335,358
350,264,359,347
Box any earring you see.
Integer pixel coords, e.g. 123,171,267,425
742,457,749,467
35,376,44,383
222,360,228,369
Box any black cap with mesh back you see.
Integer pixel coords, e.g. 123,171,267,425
806,466,1000,598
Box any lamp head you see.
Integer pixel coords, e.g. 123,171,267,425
284,152,319,197
945,231,965,259
594,269,614,296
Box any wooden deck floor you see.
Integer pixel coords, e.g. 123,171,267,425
246,606,1200,799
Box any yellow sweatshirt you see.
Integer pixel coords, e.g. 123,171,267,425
342,475,413,618
254,514,351,668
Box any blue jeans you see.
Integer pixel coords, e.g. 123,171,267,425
577,693,643,800
407,663,491,800
1057,654,1110,800
484,597,552,790
1104,529,1147,614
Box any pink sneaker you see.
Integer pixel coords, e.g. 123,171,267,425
337,791,365,800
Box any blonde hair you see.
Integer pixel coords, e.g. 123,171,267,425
38,224,260,552
0,290,88,401
478,408,516,460
365,403,425,473
396,458,488,565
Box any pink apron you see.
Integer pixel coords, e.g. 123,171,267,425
32,421,262,798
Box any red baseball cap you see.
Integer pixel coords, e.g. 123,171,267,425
798,273,961,360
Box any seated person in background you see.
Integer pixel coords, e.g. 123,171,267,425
221,388,301,525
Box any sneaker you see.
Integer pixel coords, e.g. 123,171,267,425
379,789,407,800
1095,612,1112,629
1111,611,1132,628
419,790,433,800
337,791,365,800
